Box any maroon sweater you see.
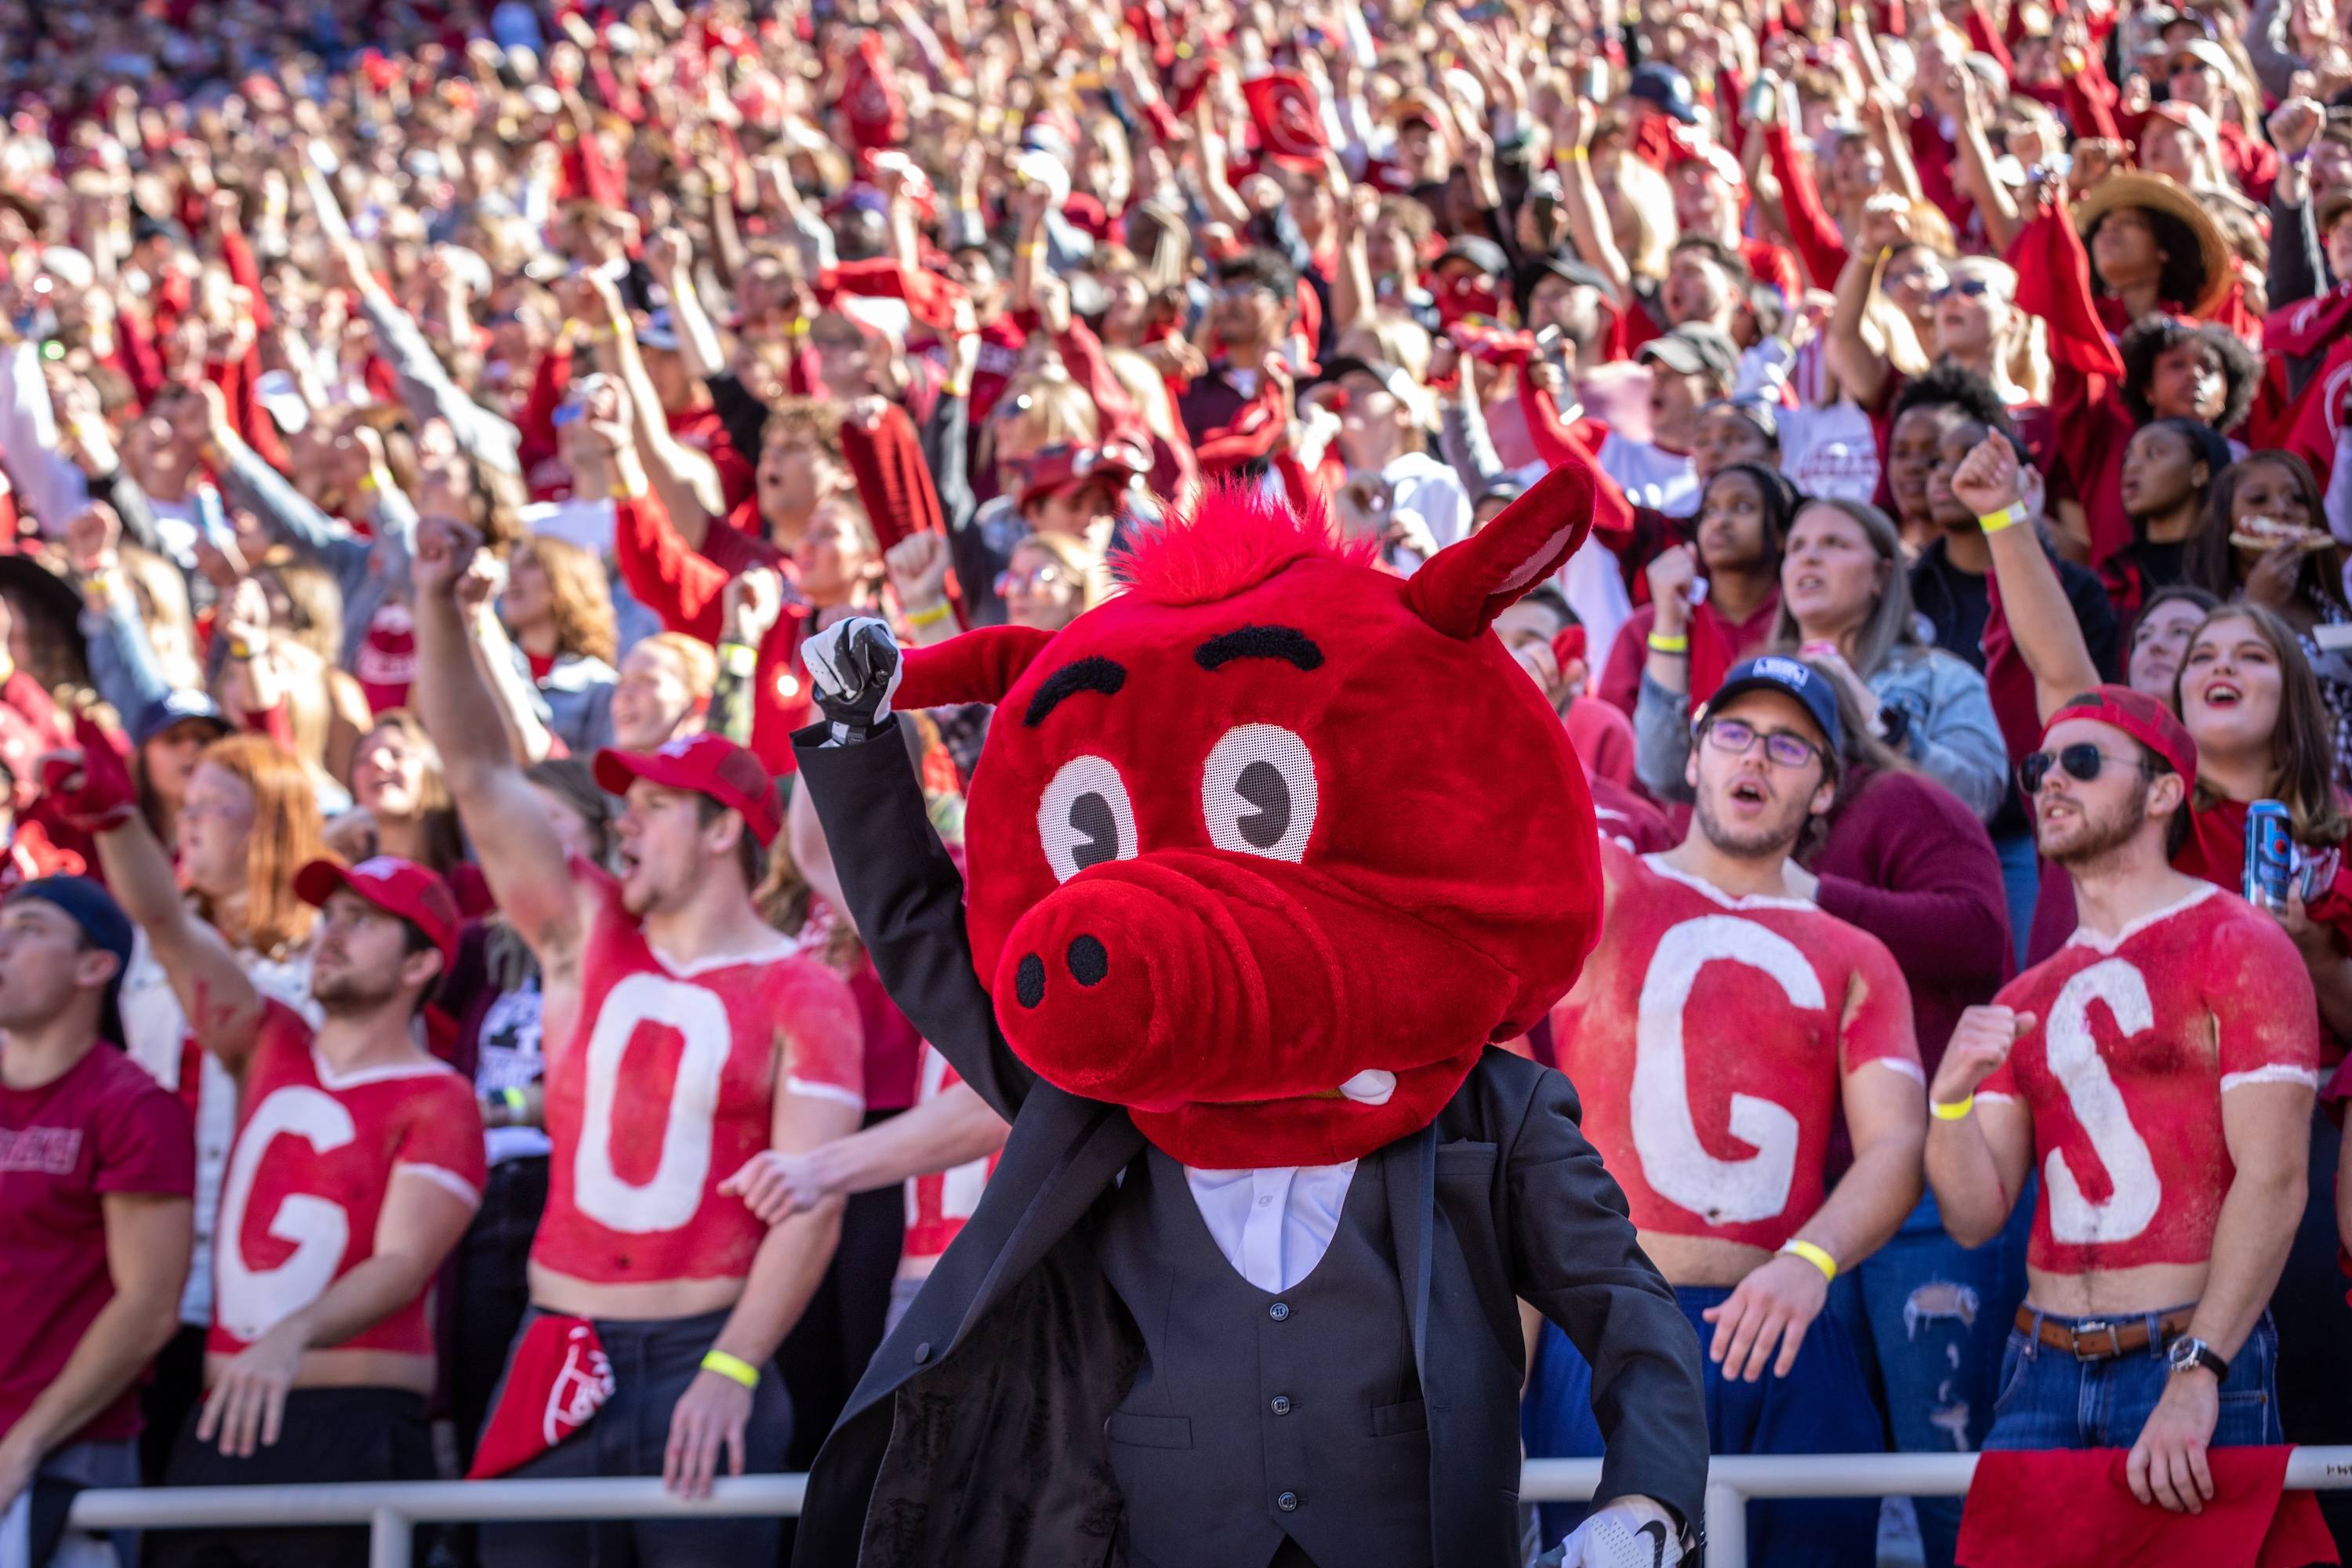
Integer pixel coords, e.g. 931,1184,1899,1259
1806,765,2013,1080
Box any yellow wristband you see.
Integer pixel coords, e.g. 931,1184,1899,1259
905,601,954,629
85,569,114,596
1780,1239,1838,1283
1977,503,2027,535
1566,145,1590,164
717,641,759,677
227,640,256,661
701,1350,761,1390
499,1086,528,1117
1647,631,1690,654
1930,1094,1975,1120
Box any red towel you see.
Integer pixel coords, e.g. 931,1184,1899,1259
1957,1446,2339,1568
466,1316,615,1479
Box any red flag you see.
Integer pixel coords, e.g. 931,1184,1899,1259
1241,73,1330,171
1957,1447,2339,1568
466,1316,615,1479
840,32,906,153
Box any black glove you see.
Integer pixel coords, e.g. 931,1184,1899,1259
804,616,905,743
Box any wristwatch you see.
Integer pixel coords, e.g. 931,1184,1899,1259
2166,1336,2230,1381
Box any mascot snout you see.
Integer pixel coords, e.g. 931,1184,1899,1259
993,849,1518,1116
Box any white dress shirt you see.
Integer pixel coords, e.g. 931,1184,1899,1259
1183,1161,1359,1292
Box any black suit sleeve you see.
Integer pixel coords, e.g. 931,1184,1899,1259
1504,1068,1709,1537
791,722,1038,1123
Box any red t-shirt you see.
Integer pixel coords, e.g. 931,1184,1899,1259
1553,842,1921,1250
1980,885,2320,1276
1,1043,195,1443
532,859,865,1286
209,1004,485,1357
900,1045,998,1266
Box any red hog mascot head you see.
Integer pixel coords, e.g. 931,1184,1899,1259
897,461,1603,1167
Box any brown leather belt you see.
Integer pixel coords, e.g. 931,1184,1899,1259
2014,1305,2196,1361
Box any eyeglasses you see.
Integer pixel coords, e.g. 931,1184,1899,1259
1929,277,1992,303
996,562,1066,596
1700,716,1820,770
2018,744,2154,793
1212,281,1277,303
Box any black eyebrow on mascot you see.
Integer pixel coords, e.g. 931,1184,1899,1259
789,455,1708,1568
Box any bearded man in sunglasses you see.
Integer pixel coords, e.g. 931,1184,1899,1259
1534,655,1927,1568
1926,687,2318,1512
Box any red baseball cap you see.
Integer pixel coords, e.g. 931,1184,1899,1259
1018,441,1150,512
593,734,782,847
295,856,462,969
2042,684,2198,790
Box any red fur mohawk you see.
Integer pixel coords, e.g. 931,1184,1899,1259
1111,485,1378,607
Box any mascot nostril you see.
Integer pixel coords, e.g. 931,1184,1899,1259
1014,953,1047,1008
1065,935,1109,987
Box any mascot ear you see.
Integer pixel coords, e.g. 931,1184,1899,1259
1403,456,1595,641
898,624,1056,710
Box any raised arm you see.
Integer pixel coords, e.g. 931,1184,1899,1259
644,228,728,386
72,734,267,1070
1951,433,2102,721
408,517,588,977
307,163,521,477
794,622,1039,1120
575,270,725,536
1552,101,1635,309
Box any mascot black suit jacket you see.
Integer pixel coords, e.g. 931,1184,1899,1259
788,465,1708,1568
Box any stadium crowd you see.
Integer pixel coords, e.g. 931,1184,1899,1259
2,0,2352,1563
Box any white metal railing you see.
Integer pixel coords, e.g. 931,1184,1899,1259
67,1447,2352,1567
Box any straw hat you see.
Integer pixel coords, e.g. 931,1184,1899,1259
2073,170,2234,318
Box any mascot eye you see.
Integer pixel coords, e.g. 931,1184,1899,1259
1201,725,1318,862
1037,756,1141,884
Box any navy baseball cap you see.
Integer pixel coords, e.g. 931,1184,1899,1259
132,689,230,750
8,875,135,971
1701,655,1844,754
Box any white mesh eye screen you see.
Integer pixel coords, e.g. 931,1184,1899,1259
1037,754,1139,883
1201,724,1317,862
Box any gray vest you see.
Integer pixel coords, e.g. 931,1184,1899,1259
1098,1147,1434,1568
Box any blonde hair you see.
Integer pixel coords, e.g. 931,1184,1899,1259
514,535,619,666
120,546,202,691
638,631,719,703
1946,256,2051,404
999,368,1101,450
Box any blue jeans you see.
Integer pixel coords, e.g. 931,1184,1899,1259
1982,1308,2283,1451
1523,1284,1882,1567
1848,1186,2034,1568
1993,827,2038,968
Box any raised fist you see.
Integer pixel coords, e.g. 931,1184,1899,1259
803,616,905,739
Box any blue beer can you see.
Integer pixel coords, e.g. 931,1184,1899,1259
2245,800,2293,914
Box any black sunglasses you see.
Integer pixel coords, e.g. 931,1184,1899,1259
2018,744,2153,793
